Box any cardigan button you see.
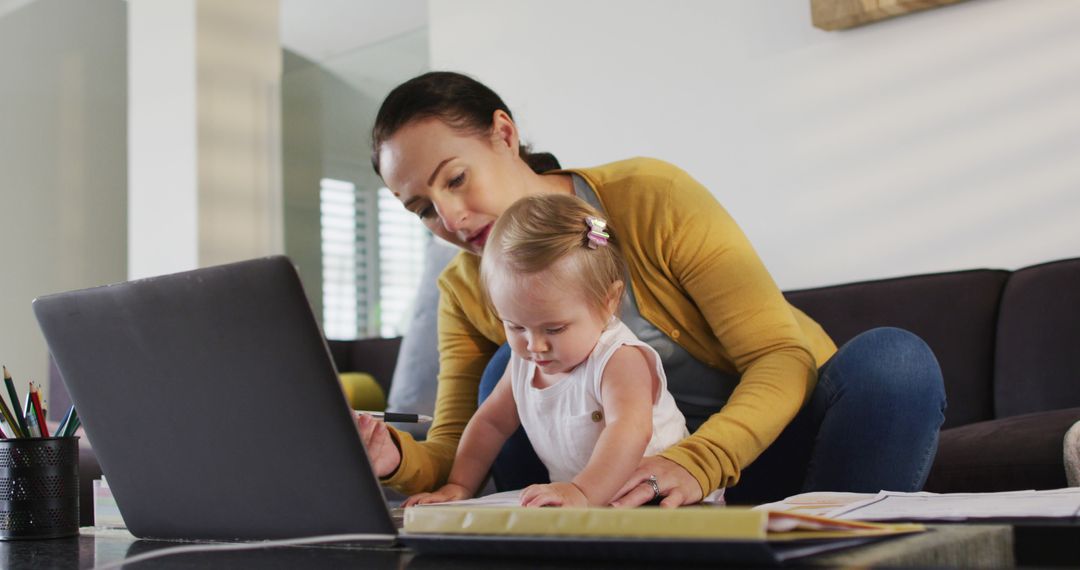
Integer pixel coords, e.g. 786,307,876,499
670,329,681,340
591,410,604,422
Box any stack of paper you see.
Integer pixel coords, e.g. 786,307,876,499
756,487,1080,521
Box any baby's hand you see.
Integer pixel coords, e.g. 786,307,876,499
520,482,589,508
403,483,472,507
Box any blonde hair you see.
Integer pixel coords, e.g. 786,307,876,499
480,194,626,317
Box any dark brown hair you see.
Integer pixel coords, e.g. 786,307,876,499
371,71,560,176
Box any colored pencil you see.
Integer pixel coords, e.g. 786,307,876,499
63,412,80,437
3,366,29,436
0,389,23,438
56,405,75,438
29,383,48,438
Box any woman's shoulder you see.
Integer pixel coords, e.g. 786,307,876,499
570,156,692,189
436,250,481,296
571,157,719,221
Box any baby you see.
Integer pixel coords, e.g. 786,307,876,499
405,193,690,507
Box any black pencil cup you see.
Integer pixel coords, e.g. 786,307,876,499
0,437,79,540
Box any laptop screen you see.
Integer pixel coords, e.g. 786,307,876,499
33,256,397,540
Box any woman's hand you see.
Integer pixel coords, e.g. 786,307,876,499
520,482,589,508
355,413,402,478
402,483,472,507
610,456,703,508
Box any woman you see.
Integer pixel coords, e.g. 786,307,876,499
356,71,946,506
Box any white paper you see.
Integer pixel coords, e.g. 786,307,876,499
754,491,877,517
416,489,524,508
825,487,1080,521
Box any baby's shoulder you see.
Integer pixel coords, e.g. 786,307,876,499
602,344,652,373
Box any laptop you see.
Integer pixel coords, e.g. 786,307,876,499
33,256,398,542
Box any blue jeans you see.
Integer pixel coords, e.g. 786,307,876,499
477,327,946,503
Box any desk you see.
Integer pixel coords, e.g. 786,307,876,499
0,529,406,570
0,524,1027,569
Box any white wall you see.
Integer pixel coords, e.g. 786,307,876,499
429,0,1080,289
0,0,127,395
127,0,198,277
128,0,283,280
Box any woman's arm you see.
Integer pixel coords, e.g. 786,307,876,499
656,165,817,495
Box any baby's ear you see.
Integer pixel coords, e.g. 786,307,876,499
606,280,624,313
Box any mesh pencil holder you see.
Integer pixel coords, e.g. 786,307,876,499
0,437,79,540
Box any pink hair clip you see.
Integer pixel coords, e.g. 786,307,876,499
585,216,610,249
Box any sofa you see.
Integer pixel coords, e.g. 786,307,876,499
338,256,1080,495
784,256,1080,492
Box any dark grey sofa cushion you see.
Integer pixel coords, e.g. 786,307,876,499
327,336,402,396
786,269,1010,429
925,407,1080,493
994,257,1080,419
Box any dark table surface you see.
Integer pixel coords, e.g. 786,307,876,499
4,523,1065,570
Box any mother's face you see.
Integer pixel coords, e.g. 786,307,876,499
378,114,527,256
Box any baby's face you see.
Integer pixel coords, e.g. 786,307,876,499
491,272,609,378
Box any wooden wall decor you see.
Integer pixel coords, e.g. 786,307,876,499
811,0,969,31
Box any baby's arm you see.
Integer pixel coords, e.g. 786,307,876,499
523,346,655,507
404,367,521,507
574,346,656,505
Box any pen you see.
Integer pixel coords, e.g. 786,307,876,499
3,366,29,436
355,410,433,424
24,402,40,437
22,391,35,436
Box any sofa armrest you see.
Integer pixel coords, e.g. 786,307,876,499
327,337,402,396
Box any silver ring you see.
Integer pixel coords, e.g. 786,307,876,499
645,475,661,501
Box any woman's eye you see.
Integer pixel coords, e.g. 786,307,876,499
416,205,435,220
448,172,465,188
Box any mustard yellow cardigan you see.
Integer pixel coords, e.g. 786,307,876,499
382,157,837,496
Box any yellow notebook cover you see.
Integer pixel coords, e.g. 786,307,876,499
403,505,923,541
405,506,768,540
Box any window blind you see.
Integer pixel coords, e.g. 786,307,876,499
377,186,428,337
320,178,427,340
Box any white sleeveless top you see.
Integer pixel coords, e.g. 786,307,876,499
510,319,690,483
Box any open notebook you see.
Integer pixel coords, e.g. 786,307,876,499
404,489,921,541
400,491,922,564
